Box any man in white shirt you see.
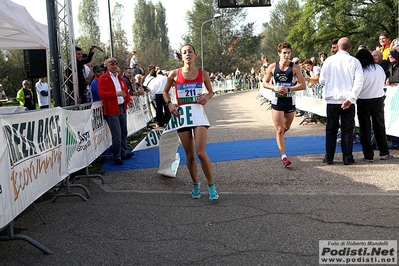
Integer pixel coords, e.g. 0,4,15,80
35,77,52,109
319,37,364,165
150,70,170,127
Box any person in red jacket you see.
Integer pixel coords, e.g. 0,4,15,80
98,57,134,165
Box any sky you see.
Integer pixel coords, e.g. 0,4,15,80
12,0,277,50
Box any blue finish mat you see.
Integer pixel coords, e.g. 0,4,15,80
100,135,363,172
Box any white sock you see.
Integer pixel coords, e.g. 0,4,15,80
281,154,287,160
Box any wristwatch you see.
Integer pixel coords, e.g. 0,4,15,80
165,100,172,106
287,87,291,92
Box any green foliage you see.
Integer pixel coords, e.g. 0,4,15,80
261,0,301,62
183,0,262,75
76,0,104,65
132,0,170,70
2,0,397,95
109,2,130,70
287,0,398,58
0,50,26,98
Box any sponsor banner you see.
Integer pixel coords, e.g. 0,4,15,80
127,96,150,136
90,102,112,159
0,108,67,229
127,95,153,137
133,129,163,151
0,106,27,115
157,104,210,177
384,86,399,137
295,87,327,117
259,87,273,101
64,108,94,173
319,240,397,264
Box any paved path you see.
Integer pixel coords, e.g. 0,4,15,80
1,90,398,265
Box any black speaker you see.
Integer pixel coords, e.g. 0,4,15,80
23,49,47,78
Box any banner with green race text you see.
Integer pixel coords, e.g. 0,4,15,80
0,108,67,229
157,104,210,177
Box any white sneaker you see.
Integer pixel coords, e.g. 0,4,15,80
380,154,393,160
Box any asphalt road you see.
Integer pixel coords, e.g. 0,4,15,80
1,89,398,266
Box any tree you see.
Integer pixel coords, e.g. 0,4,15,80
261,0,301,62
110,2,130,70
184,0,262,75
288,0,398,57
76,0,103,65
0,50,26,98
132,0,170,70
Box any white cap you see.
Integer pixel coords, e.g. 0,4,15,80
0,84,2,87
292,57,300,63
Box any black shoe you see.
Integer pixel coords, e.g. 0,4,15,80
323,158,333,165
361,157,373,162
344,159,355,165
122,152,134,160
114,159,123,165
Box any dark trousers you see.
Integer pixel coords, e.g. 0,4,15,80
325,103,355,162
155,94,171,127
356,97,389,159
104,105,127,161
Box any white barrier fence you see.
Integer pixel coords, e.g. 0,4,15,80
0,95,154,230
1,85,398,230
260,84,399,138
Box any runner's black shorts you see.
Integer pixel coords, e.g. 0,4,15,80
271,97,296,113
177,125,209,133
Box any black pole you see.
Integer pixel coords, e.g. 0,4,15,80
108,0,114,57
46,0,62,107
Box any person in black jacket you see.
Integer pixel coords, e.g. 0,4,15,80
75,46,95,103
386,48,399,86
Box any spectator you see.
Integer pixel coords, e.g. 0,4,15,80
16,80,36,110
303,59,321,87
371,49,389,74
134,74,146,96
75,46,95,103
102,56,109,72
35,77,52,109
98,57,134,165
129,51,138,69
90,65,104,102
319,52,328,67
355,49,392,161
210,72,216,82
262,56,269,68
379,33,391,61
235,68,241,79
385,47,399,86
122,68,135,96
84,62,94,102
150,70,171,128
319,37,364,165
310,57,319,67
358,45,368,51
0,84,7,106
132,63,143,76
331,39,339,55
262,42,306,167
0,84,6,98
249,68,256,89
143,65,156,88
